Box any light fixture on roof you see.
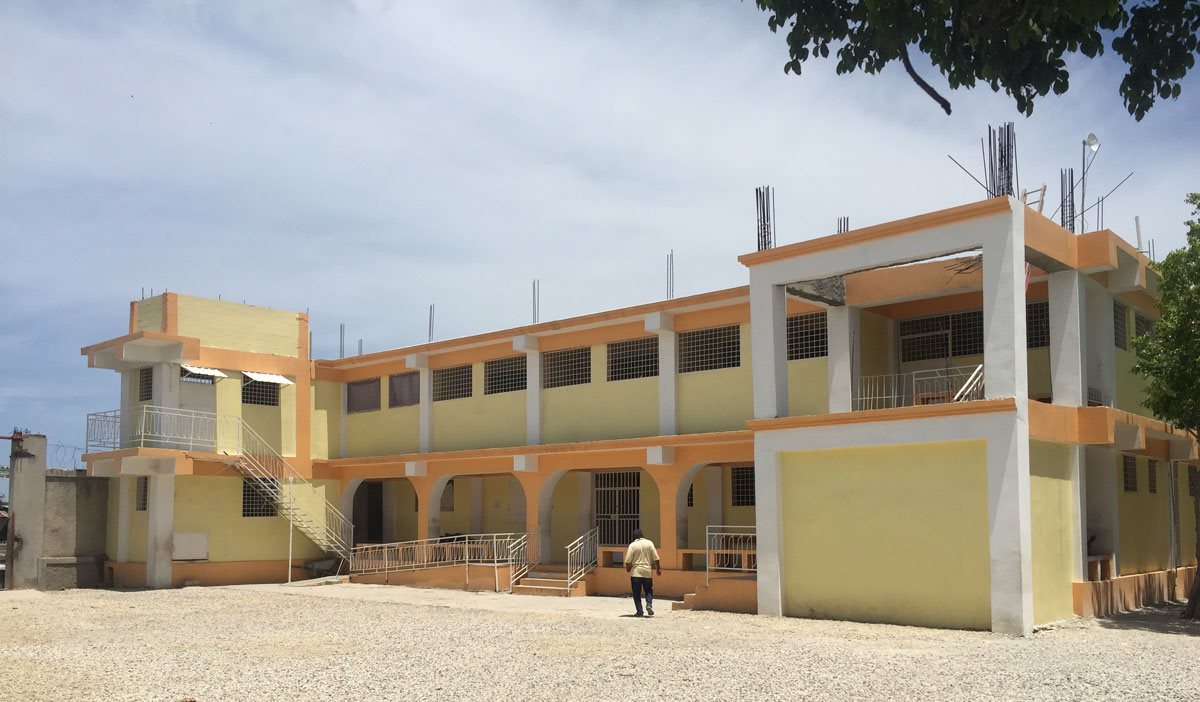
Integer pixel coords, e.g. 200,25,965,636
1080,132,1101,231
1085,132,1101,152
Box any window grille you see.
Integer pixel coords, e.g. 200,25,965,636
138,367,153,402
242,478,277,518
542,347,591,388
135,476,148,512
730,466,755,507
440,479,455,512
787,312,828,360
1026,301,1050,349
607,337,659,381
686,483,694,508
346,378,381,413
389,372,420,408
678,325,741,373
1114,301,1129,350
594,471,640,546
180,367,214,385
1134,313,1154,340
1148,459,1158,494
900,332,950,362
242,377,280,406
484,355,527,395
949,310,984,356
432,365,472,401
1122,455,1137,492
897,311,984,362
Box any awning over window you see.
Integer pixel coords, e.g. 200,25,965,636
243,370,295,386
181,364,228,378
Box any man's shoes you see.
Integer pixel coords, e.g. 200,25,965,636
634,612,644,617
646,606,654,617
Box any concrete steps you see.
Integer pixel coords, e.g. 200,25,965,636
511,570,588,597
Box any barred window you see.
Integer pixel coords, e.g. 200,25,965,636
135,476,148,512
678,325,741,373
949,310,984,356
1114,301,1129,350
1122,455,1137,492
898,311,984,362
347,378,381,413
1135,313,1154,340
900,333,950,362
432,365,472,401
138,366,153,402
730,466,755,507
180,367,214,385
607,337,658,381
687,483,694,508
242,478,277,518
440,479,455,511
389,372,420,408
1148,459,1158,494
242,378,279,406
787,312,828,360
1026,301,1050,349
484,355,527,395
543,347,591,388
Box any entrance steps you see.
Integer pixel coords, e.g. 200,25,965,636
672,574,758,614
511,568,590,597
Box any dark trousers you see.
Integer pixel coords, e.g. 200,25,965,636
630,576,654,614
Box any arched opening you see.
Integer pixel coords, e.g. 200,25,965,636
426,473,527,539
677,463,756,570
350,478,418,545
542,467,660,564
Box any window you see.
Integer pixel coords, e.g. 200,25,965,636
1114,301,1129,350
1135,313,1154,340
730,466,755,507
138,367,153,402
242,378,279,406
686,484,694,508
1122,455,1137,492
543,347,591,388
949,310,984,356
1026,301,1050,349
440,479,455,511
389,372,420,408
180,367,214,385
135,476,148,512
242,478,277,518
346,378,381,413
897,315,950,362
484,355,527,395
607,337,658,381
432,365,472,401
678,325,741,373
1148,459,1158,494
787,312,828,360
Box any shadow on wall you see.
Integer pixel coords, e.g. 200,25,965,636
1095,604,1200,637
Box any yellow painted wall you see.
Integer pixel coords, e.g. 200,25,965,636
242,404,283,455
685,469,712,551
641,469,660,546
214,375,242,454
780,441,991,629
438,478,472,536
677,324,753,434
1117,454,1171,575
1029,440,1076,625
859,311,891,377
1114,348,1149,415
549,472,585,560
176,295,300,357
311,380,341,460
384,480,418,542
481,475,526,534
542,345,658,443
1027,348,1052,399
1179,468,1198,568
787,358,829,417
172,476,332,562
135,296,163,332
432,363,526,451
345,377,419,457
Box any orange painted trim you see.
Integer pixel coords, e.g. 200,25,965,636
537,321,651,353
80,330,201,359
674,304,749,333
163,292,179,334
738,197,1012,267
1023,210,1078,269
1027,402,1195,456
106,560,314,588
429,342,517,370
746,398,1018,431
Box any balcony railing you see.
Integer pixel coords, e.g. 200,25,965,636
86,405,241,454
854,364,984,411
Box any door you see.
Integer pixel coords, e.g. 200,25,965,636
594,471,640,546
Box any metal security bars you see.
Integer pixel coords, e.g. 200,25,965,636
179,368,214,385
855,364,985,410
135,476,148,511
432,364,472,401
389,372,419,408
730,466,755,506
1149,459,1159,494
897,311,982,362
678,325,740,373
607,337,658,381
484,355,527,395
1123,455,1137,492
787,312,828,360
1026,301,1050,349
242,378,279,406
440,479,455,512
543,347,591,388
346,378,381,413
705,525,756,586
1135,313,1154,341
138,367,153,402
242,478,278,517
594,471,640,546
1114,301,1129,350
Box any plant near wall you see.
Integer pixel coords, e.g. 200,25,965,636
1132,192,1200,618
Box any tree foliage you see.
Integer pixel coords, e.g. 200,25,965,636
753,1,1200,119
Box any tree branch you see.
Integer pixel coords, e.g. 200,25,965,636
897,39,952,115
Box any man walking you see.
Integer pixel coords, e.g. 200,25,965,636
624,528,661,617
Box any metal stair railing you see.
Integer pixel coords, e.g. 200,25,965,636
565,526,599,589
507,532,537,592
952,364,985,402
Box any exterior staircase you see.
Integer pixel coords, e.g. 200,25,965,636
511,565,589,597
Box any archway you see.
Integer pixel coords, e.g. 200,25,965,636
676,463,757,570
426,473,527,539
349,478,418,545
540,467,660,565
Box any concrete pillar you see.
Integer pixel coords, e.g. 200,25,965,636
153,363,180,409
145,473,175,588
118,370,134,446
655,473,679,571
645,313,676,435
1049,270,1087,406
754,445,784,616
981,210,1028,400
8,434,48,589
826,306,859,413
1084,278,1116,406
750,275,788,419
115,476,132,562
514,336,541,445
468,477,484,534
407,354,432,453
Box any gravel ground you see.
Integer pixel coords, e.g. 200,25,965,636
2,584,1198,701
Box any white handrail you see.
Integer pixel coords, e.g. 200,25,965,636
953,364,985,402
705,525,756,586
855,363,986,410
565,526,599,588
350,532,530,579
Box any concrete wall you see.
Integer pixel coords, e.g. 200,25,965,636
175,294,301,357
1029,440,1076,625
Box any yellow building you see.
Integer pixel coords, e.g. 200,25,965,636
81,197,1198,634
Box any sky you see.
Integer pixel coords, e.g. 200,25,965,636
1,0,1197,471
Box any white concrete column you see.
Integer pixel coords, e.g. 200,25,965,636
754,444,785,616
750,275,788,419
985,413,1033,635
153,363,180,409
8,435,48,589
115,476,132,562
826,306,859,413
981,206,1028,400
407,354,432,453
118,370,134,445
645,313,676,435
338,384,348,459
514,336,541,445
468,477,484,533
1049,270,1087,406
145,474,175,589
